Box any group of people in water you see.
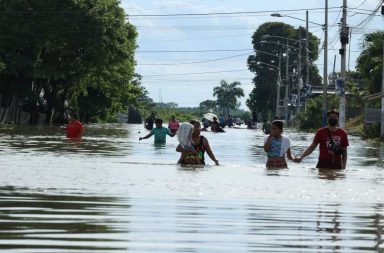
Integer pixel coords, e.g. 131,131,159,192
139,109,349,170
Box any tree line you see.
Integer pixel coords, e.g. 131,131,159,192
0,0,143,124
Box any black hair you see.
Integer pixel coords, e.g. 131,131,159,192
155,118,163,124
71,113,78,120
327,109,339,117
271,120,283,131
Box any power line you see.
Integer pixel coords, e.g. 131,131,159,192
353,0,369,9
140,78,254,83
143,69,248,77
128,6,342,17
139,52,250,66
136,49,253,53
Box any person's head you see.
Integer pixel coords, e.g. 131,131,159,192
151,112,155,118
189,120,201,135
271,120,283,137
171,115,176,121
213,117,218,122
155,118,163,128
327,109,339,127
70,112,78,121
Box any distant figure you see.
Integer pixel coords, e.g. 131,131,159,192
202,118,209,131
177,122,199,164
247,120,256,129
211,117,224,133
140,118,175,144
295,109,349,169
227,116,233,128
168,115,180,134
66,113,84,139
235,117,241,126
263,120,294,169
144,112,156,130
219,115,226,128
262,120,272,135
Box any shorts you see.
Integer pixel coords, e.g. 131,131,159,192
266,157,287,169
316,160,342,169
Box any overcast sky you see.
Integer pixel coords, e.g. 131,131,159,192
121,0,383,109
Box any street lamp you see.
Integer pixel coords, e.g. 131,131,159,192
261,34,307,119
270,13,323,26
270,11,322,115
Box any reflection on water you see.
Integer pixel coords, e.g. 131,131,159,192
317,168,346,180
0,187,383,252
0,124,384,252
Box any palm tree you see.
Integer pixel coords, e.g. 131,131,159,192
213,80,244,117
357,31,384,94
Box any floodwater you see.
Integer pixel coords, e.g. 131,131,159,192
0,123,383,252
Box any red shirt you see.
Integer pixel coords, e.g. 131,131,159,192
66,120,84,139
314,127,349,162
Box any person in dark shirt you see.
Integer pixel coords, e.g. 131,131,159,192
144,112,156,130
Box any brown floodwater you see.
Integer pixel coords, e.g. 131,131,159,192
0,124,383,252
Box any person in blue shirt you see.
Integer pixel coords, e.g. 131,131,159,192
139,118,175,144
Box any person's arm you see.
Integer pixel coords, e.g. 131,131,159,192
167,128,175,137
139,132,153,141
286,147,293,161
176,144,185,153
263,135,273,152
342,147,347,169
297,141,318,162
203,137,219,165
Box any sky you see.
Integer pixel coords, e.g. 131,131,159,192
120,0,384,109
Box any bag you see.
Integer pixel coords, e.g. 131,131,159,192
326,129,344,156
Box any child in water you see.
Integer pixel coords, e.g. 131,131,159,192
177,122,199,164
263,120,295,168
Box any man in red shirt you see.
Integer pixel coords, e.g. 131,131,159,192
296,109,348,169
66,113,84,139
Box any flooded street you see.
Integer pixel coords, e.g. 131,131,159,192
0,124,383,252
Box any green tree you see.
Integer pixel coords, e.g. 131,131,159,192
296,94,339,130
246,22,321,120
0,0,140,124
356,31,384,95
199,100,217,112
213,80,244,117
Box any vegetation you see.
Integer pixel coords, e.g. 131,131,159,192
213,80,244,117
357,31,384,95
0,0,142,124
295,94,338,131
247,22,321,120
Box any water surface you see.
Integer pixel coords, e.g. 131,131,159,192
0,124,383,252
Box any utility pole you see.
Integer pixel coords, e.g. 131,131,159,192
381,5,384,137
322,0,328,126
348,28,352,72
297,26,302,113
333,54,337,91
306,10,310,90
284,40,289,121
276,54,282,118
381,39,384,137
339,0,348,129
